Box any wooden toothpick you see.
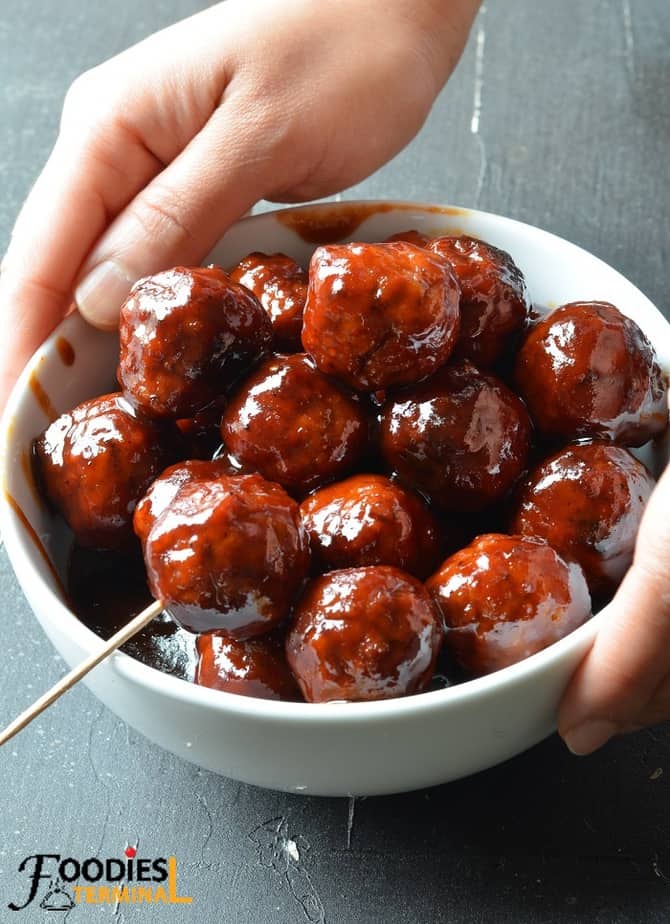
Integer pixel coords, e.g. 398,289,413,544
0,598,164,746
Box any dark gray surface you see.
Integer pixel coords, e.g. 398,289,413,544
1,1,670,921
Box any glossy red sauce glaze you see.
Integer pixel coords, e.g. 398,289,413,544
428,235,529,368
286,565,442,702
384,229,431,247
300,473,442,578
514,301,668,446
427,533,591,676
302,242,460,391
118,266,272,419
4,491,68,599
379,361,532,512
276,202,467,245
510,441,655,595
142,472,310,637
56,336,75,366
34,393,181,550
221,353,368,495
29,369,58,423
196,631,301,700
67,543,197,680
229,252,307,352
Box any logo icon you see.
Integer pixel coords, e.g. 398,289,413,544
39,879,74,912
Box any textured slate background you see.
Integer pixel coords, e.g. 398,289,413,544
1,1,669,921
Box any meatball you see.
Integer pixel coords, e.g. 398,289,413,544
133,458,237,546
429,235,529,367
142,473,310,636
379,361,532,512
34,393,179,550
229,251,307,352
300,474,442,578
220,353,369,495
118,265,272,419
514,301,668,446
302,241,460,391
427,534,591,675
196,632,301,700
510,441,655,595
384,229,430,247
286,566,442,702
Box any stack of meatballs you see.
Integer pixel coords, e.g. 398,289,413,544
35,229,668,703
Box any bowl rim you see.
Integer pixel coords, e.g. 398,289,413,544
1,198,666,724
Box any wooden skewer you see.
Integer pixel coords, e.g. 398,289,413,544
0,598,164,747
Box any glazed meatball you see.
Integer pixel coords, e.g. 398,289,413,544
118,265,272,419
514,301,668,446
229,252,307,352
142,473,310,636
427,534,591,675
220,353,369,495
429,235,529,367
133,458,237,546
286,566,442,702
196,632,301,700
300,474,442,578
302,241,460,391
379,361,532,512
384,229,430,247
35,393,179,550
510,441,655,595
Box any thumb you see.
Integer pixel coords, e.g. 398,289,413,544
75,98,278,328
558,461,670,754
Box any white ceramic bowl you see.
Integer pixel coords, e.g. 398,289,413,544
2,201,668,797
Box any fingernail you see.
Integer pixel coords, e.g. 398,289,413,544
562,719,619,756
75,260,134,328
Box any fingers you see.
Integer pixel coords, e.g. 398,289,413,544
0,109,161,409
75,96,278,328
558,462,670,754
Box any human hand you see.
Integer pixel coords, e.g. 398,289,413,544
559,460,670,754
0,0,478,409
